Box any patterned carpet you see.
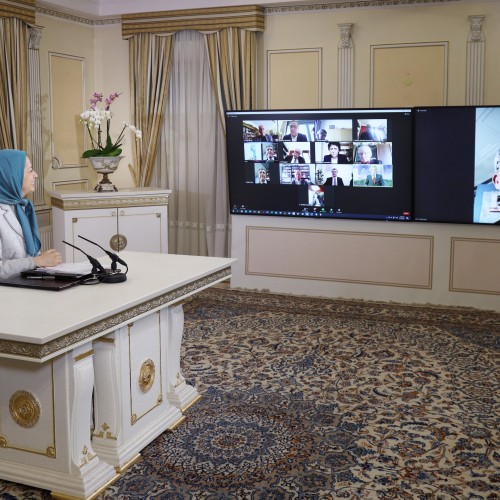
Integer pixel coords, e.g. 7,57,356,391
1,287,499,499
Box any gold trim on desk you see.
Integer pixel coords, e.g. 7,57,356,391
0,267,231,362
50,195,169,211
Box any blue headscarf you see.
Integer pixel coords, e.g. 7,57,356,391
0,149,41,256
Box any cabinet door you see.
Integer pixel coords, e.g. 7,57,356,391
116,207,167,254
70,210,118,263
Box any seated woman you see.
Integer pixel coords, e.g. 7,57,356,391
0,149,62,279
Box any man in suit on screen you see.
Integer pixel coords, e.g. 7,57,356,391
283,121,308,142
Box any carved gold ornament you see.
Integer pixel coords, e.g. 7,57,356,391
9,390,41,428
110,234,127,252
139,359,155,393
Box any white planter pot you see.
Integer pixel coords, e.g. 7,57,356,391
88,156,123,192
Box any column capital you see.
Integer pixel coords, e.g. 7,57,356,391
28,25,43,50
338,23,354,49
468,15,485,42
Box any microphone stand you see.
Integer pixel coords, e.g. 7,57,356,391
62,240,106,284
77,235,128,283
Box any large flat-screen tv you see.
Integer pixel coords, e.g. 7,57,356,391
414,105,500,224
226,108,413,222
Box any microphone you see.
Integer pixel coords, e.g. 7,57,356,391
77,235,127,283
62,240,106,275
78,235,128,273
62,240,125,284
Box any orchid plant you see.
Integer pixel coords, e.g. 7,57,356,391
80,91,141,158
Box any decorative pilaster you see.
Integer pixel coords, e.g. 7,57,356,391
28,25,46,208
338,23,354,108
466,15,485,106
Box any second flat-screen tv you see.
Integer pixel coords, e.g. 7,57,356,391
225,108,414,222
413,105,500,224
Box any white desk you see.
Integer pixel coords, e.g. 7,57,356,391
0,252,234,499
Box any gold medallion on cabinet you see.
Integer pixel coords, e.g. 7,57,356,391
139,359,155,393
9,390,41,428
110,234,127,252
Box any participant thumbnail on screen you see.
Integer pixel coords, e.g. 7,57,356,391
352,164,393,187
280,164,312,185
307,185,325,206
353,142,392,165
313,119,353,142
243,120,278,142
278,120,315,142
320,164,353,186
473,107,500,224
316,141,353,164
244,142,277,162
356,119,388,142
281,142,312,163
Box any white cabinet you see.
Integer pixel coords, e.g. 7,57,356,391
50,188,171,263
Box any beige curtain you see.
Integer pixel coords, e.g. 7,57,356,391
205,28,257,128
129,33,174,187
0,17,28,150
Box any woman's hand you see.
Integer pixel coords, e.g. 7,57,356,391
34,249,63,268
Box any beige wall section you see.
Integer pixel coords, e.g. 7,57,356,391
371,43,447,107
50,53,86,166
93,24,134,188
260,2,500,108
450,238,500,295
268,49,321,109
231,216,500,312
246,227,433,288
37,15,135,199
37,14,96,200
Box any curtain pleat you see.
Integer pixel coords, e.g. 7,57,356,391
129,33,174,187
159,30,230,257
205,27,257,118
0,17,28,150
132,26,257,257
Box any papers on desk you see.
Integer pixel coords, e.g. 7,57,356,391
32,262,93,278
7,262,96,290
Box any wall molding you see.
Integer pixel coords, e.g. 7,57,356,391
370,41,448,107
35,0,466,25
246,226,434,289
265,0,464,15
36,7,119,26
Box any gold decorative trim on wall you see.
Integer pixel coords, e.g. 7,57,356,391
246,226,433,289
450,237,500,295
122,5,265,37
0,0,35,24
